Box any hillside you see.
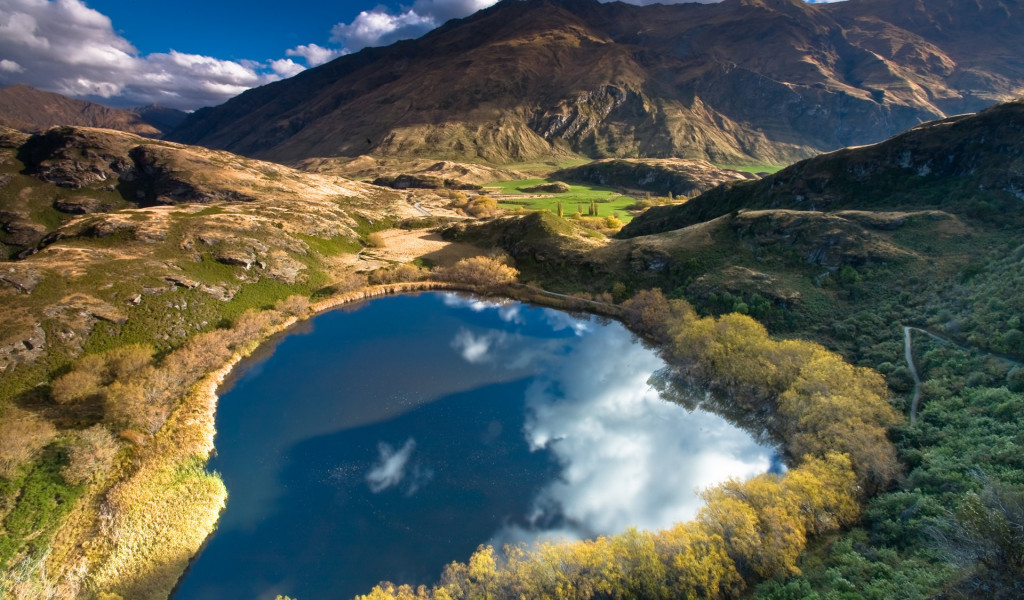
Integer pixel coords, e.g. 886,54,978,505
169,0,1024,165
551,158,758,197
0,85,186,137
620,97,1024,237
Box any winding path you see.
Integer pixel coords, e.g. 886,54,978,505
903,325,1022,424
904,327,926,425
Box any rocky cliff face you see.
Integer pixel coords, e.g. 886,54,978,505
169,0,1024,165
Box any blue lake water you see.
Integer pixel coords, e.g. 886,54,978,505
172,292,775,600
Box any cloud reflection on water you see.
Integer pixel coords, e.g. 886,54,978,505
440,294,774,547
365,437,435,496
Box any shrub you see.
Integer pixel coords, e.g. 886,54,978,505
365,232,386,248
0,408,57,479
453,195,498,218
604,215,624,229
368,264,426,285
51,369,103,404
104,344,155,381
51,345,155,404
436,256,518,286
61,425,120,485
104,379,169,433
275,295,311,317
1008,366,1024,392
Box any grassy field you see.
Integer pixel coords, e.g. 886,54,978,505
497,157,592,176
484,178,638,222
714,163,787,174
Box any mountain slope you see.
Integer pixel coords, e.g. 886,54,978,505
620,97,1024,237
551,158,758,198
169,0,1024,165
0,85,172,136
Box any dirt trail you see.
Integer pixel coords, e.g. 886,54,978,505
904,325,1022,424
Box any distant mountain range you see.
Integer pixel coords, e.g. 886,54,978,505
0,84,187,137
168,0,1024,165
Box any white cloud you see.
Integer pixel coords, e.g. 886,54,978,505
286,43,344,67
365,438,417,493
0,0,306,109
543,308,590,336
269,58,305,78
328,0,501,52
498,304,523,324
442,293,524,324
331,9,435,52
442,293,504,312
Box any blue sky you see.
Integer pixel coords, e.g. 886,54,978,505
0,0,844,111
84,0,367,61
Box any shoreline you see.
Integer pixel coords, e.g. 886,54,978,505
150,281,544,600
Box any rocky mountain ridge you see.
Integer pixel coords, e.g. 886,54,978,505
169,0,1024,165
0,85,187,137
0,125,392,260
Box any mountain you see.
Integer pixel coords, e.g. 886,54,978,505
0,85,186,136
619,97,1024,237
132,104,189,132
168,0,1024,165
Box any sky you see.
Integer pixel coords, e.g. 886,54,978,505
0,0,844,111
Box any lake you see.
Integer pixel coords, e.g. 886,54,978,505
172,292,775,600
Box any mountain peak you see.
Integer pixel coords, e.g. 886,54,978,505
168,0,1024,165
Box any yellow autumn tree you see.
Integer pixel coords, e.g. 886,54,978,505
658,523,742,599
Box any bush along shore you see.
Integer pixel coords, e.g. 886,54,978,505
350,288,901,600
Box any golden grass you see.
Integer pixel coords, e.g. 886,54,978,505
84,327,294,599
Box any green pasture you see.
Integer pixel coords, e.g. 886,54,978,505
714,163,786,174
483,178,637,222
